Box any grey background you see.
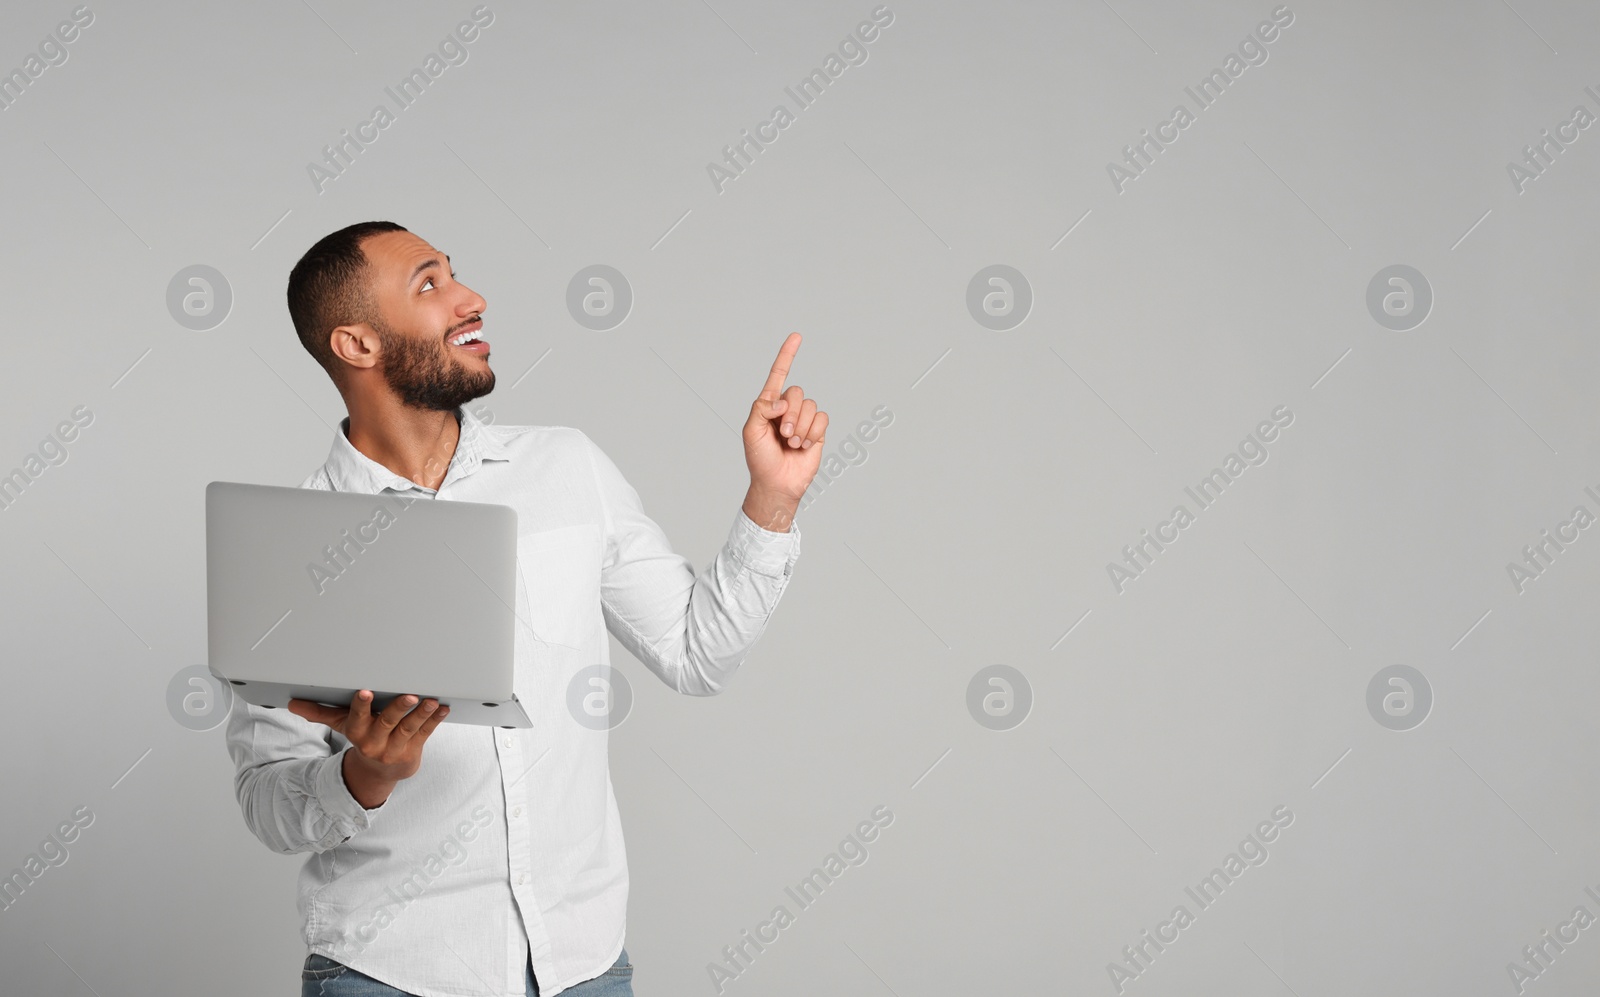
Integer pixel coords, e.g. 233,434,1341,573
2,0,1597,993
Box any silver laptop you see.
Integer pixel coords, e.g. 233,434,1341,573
206,480,532,728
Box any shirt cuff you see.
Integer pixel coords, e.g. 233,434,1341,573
730,508,801,578
317,747,383,830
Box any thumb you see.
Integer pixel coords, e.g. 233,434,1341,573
747,395,785,427
287,698,348,728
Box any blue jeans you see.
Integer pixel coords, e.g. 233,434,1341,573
301,947,632,996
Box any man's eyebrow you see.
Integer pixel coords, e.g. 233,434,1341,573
406,254,451,287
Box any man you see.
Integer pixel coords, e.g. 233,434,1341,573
224,221,826,997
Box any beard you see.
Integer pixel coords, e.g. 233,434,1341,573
372,315,495,411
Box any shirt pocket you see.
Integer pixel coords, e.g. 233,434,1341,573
516,523,601,650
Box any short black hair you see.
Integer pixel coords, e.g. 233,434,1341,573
287,221,408,382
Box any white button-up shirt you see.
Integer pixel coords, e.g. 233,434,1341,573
224,406,801,996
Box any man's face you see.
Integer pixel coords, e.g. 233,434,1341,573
349,230,493,411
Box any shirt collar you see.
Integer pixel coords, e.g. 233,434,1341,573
321,405,528,494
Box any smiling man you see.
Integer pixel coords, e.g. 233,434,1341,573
223,221,826,997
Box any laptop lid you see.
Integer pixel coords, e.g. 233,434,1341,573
205,480,525,725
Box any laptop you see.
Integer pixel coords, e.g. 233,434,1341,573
205,480,532,728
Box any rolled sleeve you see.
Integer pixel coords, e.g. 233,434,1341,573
225,701,380,854
730,508,802,578
315,747,382,826
583,430,803,696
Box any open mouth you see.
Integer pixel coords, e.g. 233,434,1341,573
447,320,489,354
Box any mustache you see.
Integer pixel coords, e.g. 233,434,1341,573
444,314,483,338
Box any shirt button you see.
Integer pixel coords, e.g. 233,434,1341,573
503,736,512,748
518,873,526,885
513,806,522,818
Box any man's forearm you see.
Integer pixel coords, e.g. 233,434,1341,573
343,749,396,809
742,485,799,534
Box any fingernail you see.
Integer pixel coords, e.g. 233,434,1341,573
801,439,811,448
782,422,792,434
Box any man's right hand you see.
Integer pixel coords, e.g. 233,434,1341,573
288,691,449,809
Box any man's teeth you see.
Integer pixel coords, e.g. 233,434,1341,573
451,329,483,346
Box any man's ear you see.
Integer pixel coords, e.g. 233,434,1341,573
329,323,380,373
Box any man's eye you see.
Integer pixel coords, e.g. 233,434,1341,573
422,277,436,291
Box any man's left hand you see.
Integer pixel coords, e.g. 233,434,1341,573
742,332,826,530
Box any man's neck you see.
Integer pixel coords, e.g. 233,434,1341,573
343,396,462,491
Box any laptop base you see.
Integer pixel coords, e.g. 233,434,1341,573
219,674,533,729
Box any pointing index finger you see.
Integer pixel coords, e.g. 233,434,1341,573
759,333,802,401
